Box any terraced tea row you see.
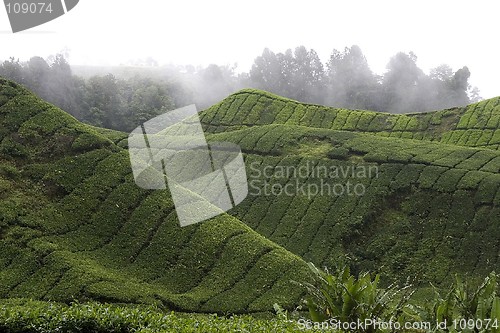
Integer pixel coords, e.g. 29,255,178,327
200,89,500,150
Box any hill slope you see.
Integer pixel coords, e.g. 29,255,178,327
199,90,500,284
1,79,499,314
0,78,311,313
200,89,500,150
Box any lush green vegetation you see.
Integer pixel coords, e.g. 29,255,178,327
0,78,311,315
201,89,500,151
206,121,500,283
297,263,414,331
0,299,324,333
298,264,500,333
0,77,499,332
0,46,481,133
424,272,500,333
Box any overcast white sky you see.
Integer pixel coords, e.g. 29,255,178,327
1,0,499,98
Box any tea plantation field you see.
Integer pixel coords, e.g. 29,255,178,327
200,89,499,283
1,78,499,331
0,78,310,314
200,89,500,150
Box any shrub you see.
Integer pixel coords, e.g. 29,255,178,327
357,113,376,131
393,116,411,131
490,130,500,144
310,106,325,128
286,104,307,126
392,164,425,190
296,263,414,332
321,107,337,129
274,102,296,124
0,299,323,333
71,132,111,152
299,106,318,127
222,94,248,124
331,109,350,129
456,150,498,170
0,137,28,158
257,98,283,125
481,156,500,173
423,273,500,333
433,169,468,193
327,147,349,160
342,112,360,130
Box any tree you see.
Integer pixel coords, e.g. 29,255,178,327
124,76,175,129
85,74,123,129
250,46,325,103
430,64,453,82
382,52,426,113
449,66,471,106
47,54,86,118
249,48,286,96
26,56,50,95
0,58,24,85
326,45,380,110
194,64,239,108
427,64,473,109
276,49,295,98
289,46,325,103
468,86,482,103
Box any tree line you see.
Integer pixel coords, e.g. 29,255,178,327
248,45,480,113
0,45,481,132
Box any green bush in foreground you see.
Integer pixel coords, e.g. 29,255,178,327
2,271,500,333
0,299,322,333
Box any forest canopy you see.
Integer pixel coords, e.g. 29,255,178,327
0,45,481,132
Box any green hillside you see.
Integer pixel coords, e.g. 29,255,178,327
0,78,311,313
1,78,499,319
198,89,500,284
207,124,500,282
200,89,500,150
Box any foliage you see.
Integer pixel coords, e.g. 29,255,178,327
0,57,182,132
201,89,500,153
422,273,500,333
0,78,311,313
0,299,320,333
0,46,483,134
296,263,414,332
298,266,500,333
208,119,500,284
248,46,479,113
0,75,499,326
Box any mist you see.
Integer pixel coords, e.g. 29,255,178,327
0,45,482,132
